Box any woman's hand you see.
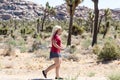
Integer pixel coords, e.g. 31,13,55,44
60,47,64,50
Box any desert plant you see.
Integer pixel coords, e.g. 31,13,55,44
29,40,41,52
98,41,120,61
108,72,120,80
41,2,56,31
19,45,27,53
72,24,84,35
82,38,91,48
45,23,54,32
0,26,8,35
93,44,101,55
92,0,99,46
67,54,79,62
103,8,112,39
8,39,17,46
87,72,96,77
65,0,84,46
88,11,94,34
1,44,16,56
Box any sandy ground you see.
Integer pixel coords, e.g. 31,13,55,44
0,50,120,80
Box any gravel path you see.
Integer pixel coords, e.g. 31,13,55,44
0,75,107,80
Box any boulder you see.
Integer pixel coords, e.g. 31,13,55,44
0,0,6,3
1,14,12,20
14,10,23,16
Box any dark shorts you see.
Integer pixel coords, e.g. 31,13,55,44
50,52,61,59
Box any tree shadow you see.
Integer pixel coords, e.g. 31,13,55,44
97,60,113,64
31,79,52,80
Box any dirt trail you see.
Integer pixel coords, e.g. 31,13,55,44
0,50,120,80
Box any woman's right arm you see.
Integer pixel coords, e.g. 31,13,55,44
52,39,62,50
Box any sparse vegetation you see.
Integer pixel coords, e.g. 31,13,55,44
72,24,84,36
67,54,79,62
87,72,96,77
0,0,120,79
108,72,120,80
93,44,101,55
97,41,120,61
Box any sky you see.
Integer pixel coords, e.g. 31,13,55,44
25,0,120,9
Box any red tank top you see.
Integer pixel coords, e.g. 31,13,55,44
51,35,61,53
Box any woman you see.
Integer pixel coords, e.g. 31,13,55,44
42,25,63,79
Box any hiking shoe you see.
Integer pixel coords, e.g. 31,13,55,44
55,77,63,80
42,70,47,78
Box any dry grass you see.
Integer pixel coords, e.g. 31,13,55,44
1,44,16,57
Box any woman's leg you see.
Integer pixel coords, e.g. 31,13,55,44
44,58,61,74
55,58,62,78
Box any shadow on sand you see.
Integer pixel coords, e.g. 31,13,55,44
31,79,53,80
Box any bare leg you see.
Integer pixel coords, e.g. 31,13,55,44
55,63,60,78
44,58,61,74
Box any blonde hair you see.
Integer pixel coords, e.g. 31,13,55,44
51,25,62,39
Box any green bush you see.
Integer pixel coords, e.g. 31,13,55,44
67,54,79,62
8,39,17,46
93,44,101,55
0,27,8,35
45,23,54,32
87,72,96,77
98,41,120,61
72,24,84,36
108,72,120,80
82,38,91,48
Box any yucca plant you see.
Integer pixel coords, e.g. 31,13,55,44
65,0,84,46
88,11,94,34
41,2,56,31
103,8,112,38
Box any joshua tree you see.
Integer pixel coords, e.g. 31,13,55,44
37,19,40,33
65,0,84,46
103,8,111,38
98,14,104,33
88,11,94,34
41,2,55,31
92,0,99,46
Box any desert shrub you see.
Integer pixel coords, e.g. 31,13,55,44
82,38,91,48
67,54,79,62
46,25,53,32
45,23,54,32
98,41,120,61
29,40,41,52
8,39,17,46
34,50,49,58
0,27,8,35
70,45,76,54
108,72,120,80
1,45,16,56
65,45,77,54
93,44,101,55
20,28,26,36
72,24,84,36
87,72,96,77
26,28,35,35
19,45,27,53
99,25,105,34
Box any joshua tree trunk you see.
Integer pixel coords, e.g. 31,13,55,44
67,5,73,46
37,19,40,33
90,21,94,35
103,21,110,38
41,13,47,31
92,0,99,46
98,15,103,33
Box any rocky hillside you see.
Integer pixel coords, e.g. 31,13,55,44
0,0,43,20
0,0,120,21
55,4,120,20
